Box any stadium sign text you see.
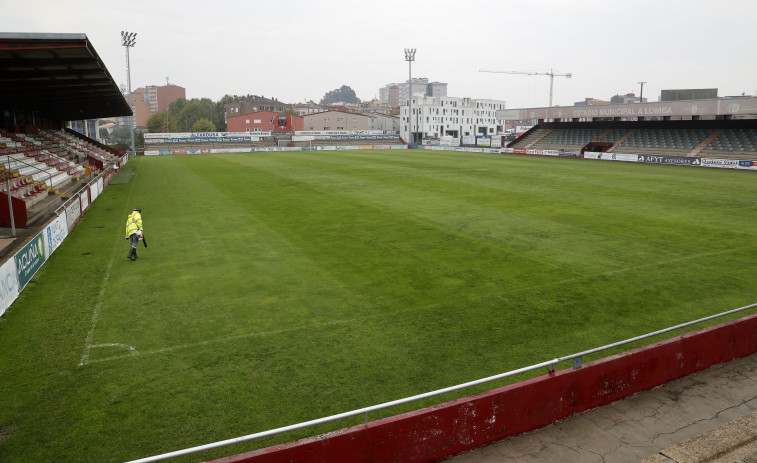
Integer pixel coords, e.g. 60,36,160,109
637,155,701,165
572,106,674,118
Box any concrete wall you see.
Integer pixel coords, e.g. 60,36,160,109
211,313,757,463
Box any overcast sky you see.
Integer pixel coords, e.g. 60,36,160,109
6,0,757,109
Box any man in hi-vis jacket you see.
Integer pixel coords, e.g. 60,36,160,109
124,208,143,261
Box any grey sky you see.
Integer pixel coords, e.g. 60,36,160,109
6,0,757,109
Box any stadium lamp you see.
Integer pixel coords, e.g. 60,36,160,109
121,31,137,156
404,49,416,144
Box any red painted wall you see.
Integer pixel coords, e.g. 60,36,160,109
227,112,303,133
211,313,757,463
0,192,28,228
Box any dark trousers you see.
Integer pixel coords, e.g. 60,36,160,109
130,233,139,250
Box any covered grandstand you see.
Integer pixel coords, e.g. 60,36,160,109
0,32,130,247
512,119,757,160
496,98,757,169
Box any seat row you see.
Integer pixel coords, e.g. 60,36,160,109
531,127,757,158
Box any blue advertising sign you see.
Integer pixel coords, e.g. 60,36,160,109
15,232,46,289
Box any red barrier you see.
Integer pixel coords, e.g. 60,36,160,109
211,314,757,463
0,192,28,228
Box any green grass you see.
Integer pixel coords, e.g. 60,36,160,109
1,150,756,462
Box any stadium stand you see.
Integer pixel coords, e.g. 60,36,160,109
513,120,757,159
0,32,130,234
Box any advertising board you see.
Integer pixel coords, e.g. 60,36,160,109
15,232,45,289
65,196,81,231
80,189,90,211
637,155,701,166
600,153,639,162
43,212,68,259
701,158,740,169
476,136,491,147
0,258,18,317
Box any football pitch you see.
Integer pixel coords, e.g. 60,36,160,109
1,149,756,462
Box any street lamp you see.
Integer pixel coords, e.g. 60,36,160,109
404,48,416,144
121,31,137,155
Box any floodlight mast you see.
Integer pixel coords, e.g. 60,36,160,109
638,81,647,103
121,31,137,156
480,69,572,107
404,48,416,144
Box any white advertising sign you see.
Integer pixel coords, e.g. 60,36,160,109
600,153,639,162
701,158,740,169
44,212,69,259
89,183,100,202
0,258,19,317
65,197,81,231
80,189,90,211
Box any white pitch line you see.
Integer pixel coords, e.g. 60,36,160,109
83,311,395,365
83,244,756,366
79,256,115,366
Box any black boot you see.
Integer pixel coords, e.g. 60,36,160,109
133,249,138,260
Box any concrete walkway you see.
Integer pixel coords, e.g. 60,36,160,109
446,352,757,463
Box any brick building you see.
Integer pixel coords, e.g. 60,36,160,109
227,111,304,132
224,96,292,121
303,110,371,131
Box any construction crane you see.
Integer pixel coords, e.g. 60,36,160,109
480,69,572,107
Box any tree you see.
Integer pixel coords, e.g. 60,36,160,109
320,85,359,105
146,111,178,133
215,94,248,131
192,118,214,132
109,126,132,145
167,97,216,133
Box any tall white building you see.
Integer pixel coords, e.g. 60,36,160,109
401,96,506,143
380,78,447,108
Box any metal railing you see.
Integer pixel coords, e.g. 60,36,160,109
1,154,55,188
125,302,757,463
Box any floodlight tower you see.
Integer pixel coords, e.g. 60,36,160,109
404,48,416,144
638,81,647,103
121,31,137,155
480,68,572,107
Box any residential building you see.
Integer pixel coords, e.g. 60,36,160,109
426,82,448,98
227,111,304,132
380,78,447,108
358,99,392,115
401,96,506,143
303,110,371,131
155,84,185,112
575,98,611,106
117,83,185,129
365,112,399,132
611,93,645,104
224,95,292,121
293,103,323,116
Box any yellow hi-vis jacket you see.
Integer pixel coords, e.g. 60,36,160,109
125,210,143,239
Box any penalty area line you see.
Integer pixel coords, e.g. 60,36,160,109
78,255,140,365
86,310,396,365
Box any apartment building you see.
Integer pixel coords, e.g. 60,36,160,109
401,96,506,143
380,79,448,108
